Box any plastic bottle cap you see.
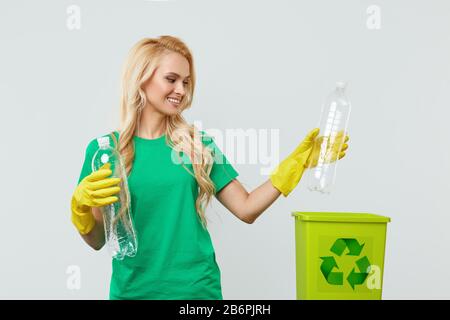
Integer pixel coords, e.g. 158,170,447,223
336,81,347,89
97,136,111,148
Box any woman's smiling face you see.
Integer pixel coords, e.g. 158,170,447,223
143,51,191,116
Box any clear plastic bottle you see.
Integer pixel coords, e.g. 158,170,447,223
91,136,138,260
306,81,351,194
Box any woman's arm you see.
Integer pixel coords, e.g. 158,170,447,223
215,179,281,224
214,129,317,224
215,129,349,224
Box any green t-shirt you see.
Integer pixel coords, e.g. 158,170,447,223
77,130,239,299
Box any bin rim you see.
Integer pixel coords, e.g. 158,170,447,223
291,211,391,223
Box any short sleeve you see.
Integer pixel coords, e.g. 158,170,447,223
201,131,239,194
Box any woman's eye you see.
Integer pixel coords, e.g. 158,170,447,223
166,78,188,86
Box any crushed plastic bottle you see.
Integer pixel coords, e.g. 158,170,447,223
306,81,351,194
91,136,138,260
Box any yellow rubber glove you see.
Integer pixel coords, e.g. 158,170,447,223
270,128,320,197
71,162,121,235
270,128,350,197
305,130,349,169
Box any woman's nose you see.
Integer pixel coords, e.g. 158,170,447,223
174,81,185,96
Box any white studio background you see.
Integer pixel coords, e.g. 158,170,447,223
0,0,449,299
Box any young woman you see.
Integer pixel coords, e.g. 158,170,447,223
70,35,349,300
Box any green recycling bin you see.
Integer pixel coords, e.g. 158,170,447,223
292,212,390,300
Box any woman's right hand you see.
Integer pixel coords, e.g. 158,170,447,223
71,163,121,235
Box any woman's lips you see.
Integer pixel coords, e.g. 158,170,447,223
167,97,181,107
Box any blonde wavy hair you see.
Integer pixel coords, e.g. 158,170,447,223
114,35,216,229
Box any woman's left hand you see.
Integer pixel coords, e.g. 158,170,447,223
270,128,320,197
305,130,349,169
